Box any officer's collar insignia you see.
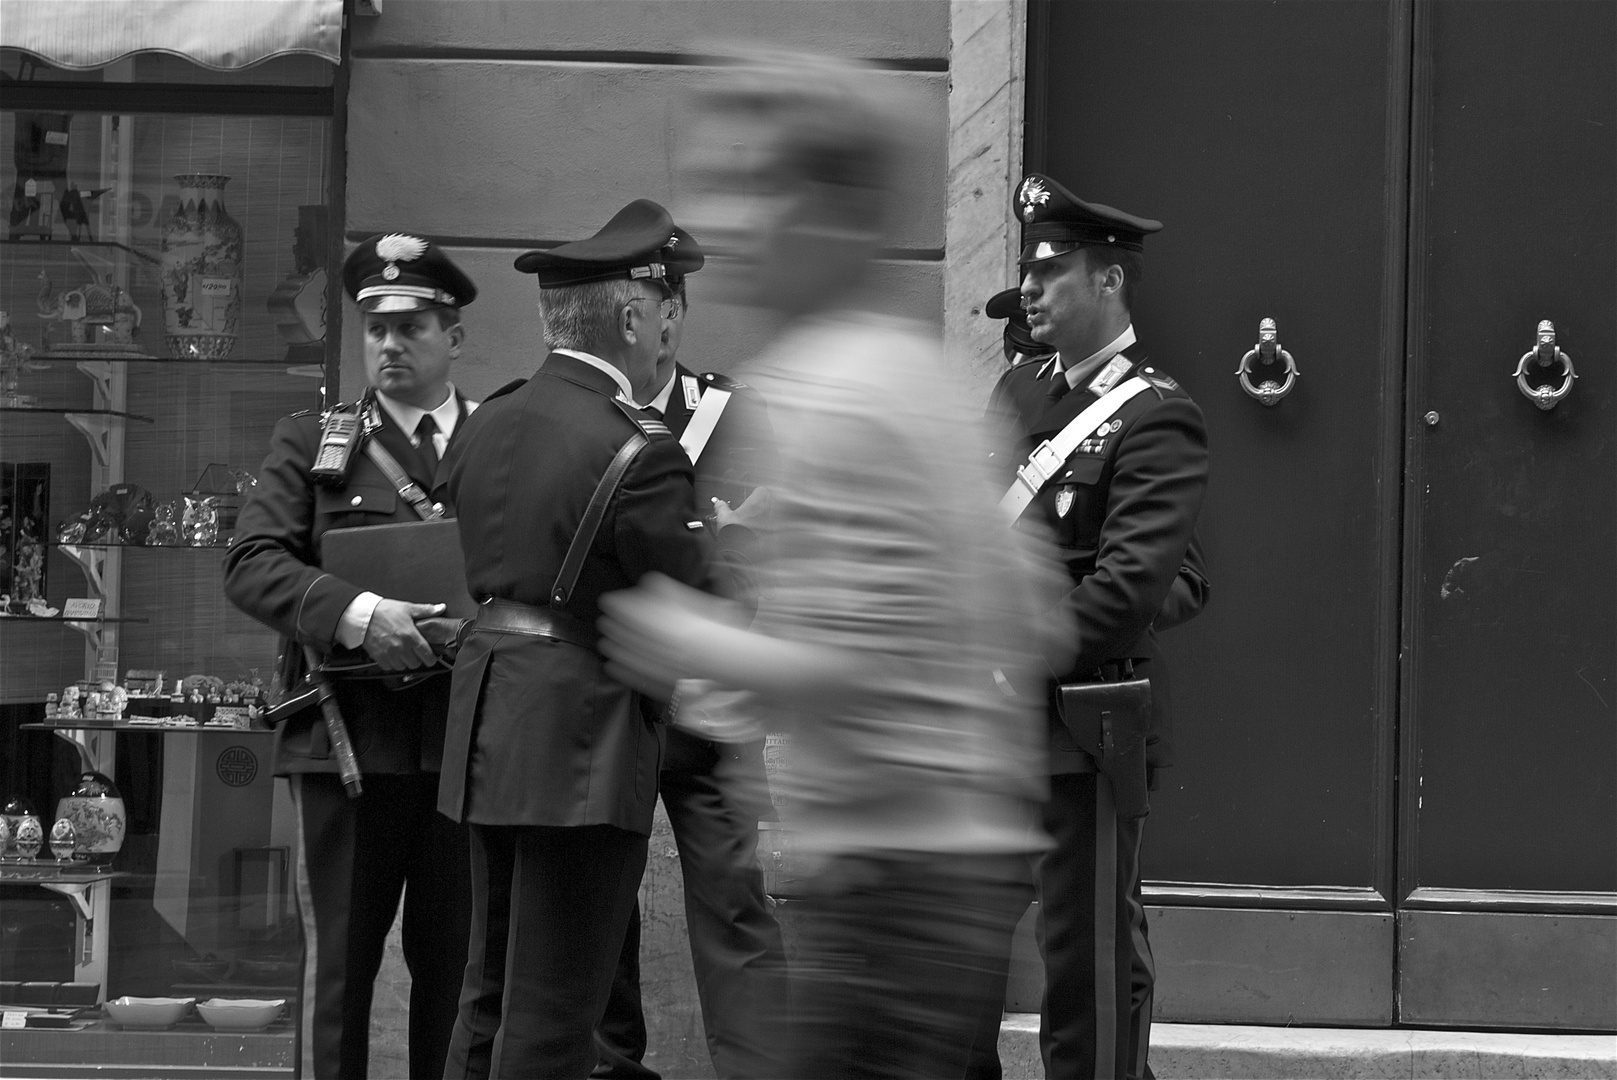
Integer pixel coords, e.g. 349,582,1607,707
1055,486,1075,518
1087,354,1133,397
376,234,428,280
682,375,702,411
1019,177,1051,223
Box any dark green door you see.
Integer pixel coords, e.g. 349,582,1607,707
1029,0,1615,1028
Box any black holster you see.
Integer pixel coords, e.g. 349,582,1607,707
1057,667,1153,819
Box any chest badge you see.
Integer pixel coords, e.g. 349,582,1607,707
682,375,702,411
1055,486,1076,519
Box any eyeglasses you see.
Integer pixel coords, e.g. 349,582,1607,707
628,296,682,321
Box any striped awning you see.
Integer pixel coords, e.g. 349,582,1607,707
1,0,341,71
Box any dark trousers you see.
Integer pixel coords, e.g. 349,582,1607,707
444,823,648,1080
1038,772,1154,1080
594,732,788,1080
296,772,472,1080
787,851,1028,1080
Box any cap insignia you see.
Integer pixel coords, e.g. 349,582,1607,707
1019,177,1050,223
382,264,400,280
665,233,680,249
376,234,428,263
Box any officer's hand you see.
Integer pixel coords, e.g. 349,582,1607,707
712,486,773,530
362,600,445,671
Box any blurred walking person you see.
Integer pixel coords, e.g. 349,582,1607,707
598,53,1070,1080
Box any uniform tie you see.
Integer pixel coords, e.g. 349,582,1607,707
415,414,440,473
1047,370,1071,403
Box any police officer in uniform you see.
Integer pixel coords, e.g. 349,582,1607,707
223,235,478,1080
436,199,717,1080
593,258,788,1080
987,174,1209,1080
986,285,1056,369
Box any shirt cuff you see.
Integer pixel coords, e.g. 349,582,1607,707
336,591,382,649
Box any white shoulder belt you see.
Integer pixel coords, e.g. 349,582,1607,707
679,386,732,464
999,375,1152,522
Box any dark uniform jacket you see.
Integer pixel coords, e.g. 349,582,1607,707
437,352,714,834
987,350,1208,770
223,394,470,776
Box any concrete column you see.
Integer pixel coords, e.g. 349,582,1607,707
945,0,1027,399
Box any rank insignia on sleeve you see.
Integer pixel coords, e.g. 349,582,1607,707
1055,486,1075,518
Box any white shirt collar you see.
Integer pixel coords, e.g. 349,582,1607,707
645,369,679,415
553,348,635,402
1039,324,1138,389
375,383,461,443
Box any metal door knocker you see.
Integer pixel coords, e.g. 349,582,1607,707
1236,317,1299,406
1512,320,1576,411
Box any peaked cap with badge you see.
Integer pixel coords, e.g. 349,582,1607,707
1015,172,1163,262
985,286,1048,358
515,198,703,290
344,233,479,313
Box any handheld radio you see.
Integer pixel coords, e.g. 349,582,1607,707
311,408,364,487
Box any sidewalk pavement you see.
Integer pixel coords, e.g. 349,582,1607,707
997,1015,1617,1079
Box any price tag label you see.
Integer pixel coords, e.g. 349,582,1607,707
2,1012,26,1029
62,598,103,619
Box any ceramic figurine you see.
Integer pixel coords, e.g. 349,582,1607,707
0,816,11,858
13,813,43,861
49,817,78,862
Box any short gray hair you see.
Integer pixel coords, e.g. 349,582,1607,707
540,279,646,351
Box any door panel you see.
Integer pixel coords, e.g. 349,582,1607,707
1403,0,1616,895
1034,0,1402,890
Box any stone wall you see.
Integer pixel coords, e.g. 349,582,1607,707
344,2,1026,1074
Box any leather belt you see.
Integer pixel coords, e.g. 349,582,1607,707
472,598,598,650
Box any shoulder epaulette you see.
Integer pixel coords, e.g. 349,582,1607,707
1138,364,1180,394
612,397,673,439
484,378,527,401
698,371,751,392
292,397,362,421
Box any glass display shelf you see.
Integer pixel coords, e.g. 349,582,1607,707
0,238,159,265
0,407,155,422
21,721,273,735
0,866,125,886
0,616,148,624
23,353,323,368
52,542,231,551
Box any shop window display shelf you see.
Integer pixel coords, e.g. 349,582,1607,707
0,238,159,265
0,1018,294,1079
0,407,155,422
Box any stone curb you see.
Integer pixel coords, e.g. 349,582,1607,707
997,1015,1617,1080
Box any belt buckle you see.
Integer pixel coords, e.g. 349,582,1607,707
1017,440,1064,493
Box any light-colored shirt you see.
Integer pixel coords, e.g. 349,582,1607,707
731,310,1058,858
335,385,475,649
553,348,635,403
1038,324,1137,390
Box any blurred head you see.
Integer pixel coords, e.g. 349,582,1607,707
681,52,899,318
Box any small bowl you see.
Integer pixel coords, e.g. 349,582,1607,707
197,997,284,1032
234,958,298,985
106,995,193,1030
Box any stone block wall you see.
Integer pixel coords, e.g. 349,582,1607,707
344,2,1028,1074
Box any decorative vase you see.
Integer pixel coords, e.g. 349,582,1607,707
48,817,77,862
161,174,244,360
56,771,125,866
